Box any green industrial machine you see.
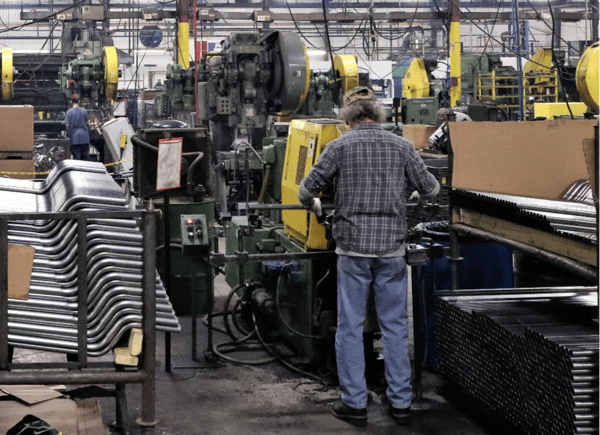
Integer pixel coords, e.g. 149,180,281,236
293,54,361,118
400,58,443,125
156,198,215,316
156,64,196,119
59,28,119,111
131,125,217,316
401,97,440,125
222,120,347,367
197,31,310,152
224,216,336,367
257,137,288,224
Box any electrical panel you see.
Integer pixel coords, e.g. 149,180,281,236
181,214,210,256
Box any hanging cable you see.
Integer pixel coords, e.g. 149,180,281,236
0,0,86,33
251,308,328,388
276,273,323,340
285,0,318,48
526,0,582,56
320,0,335,70
212,283,276,365
547,0,575,119
476,0,503,65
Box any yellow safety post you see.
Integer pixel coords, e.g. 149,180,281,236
449,0,461,107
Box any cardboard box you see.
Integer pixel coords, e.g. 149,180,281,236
0,105,34,152
403,124,437,150
448,119,596,200
0,384,62,404
8,243,35,300
0,159,35,179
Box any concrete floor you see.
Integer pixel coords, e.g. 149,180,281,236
8,235,523,435
108,324,524,435
97,269,525,435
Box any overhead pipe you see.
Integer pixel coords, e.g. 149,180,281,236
512,0,525,120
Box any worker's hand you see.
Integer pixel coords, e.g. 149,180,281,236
409,191,427,206
310,198,323,217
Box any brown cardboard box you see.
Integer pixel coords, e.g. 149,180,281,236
0,384,63,404
0,105,34,152
403,124,437,150
8,243,35,300
0,159,35,179
448,119,596,200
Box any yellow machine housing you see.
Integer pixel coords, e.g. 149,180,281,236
524,48,553,79
1,47,13,100
576,41,599,114
281,119,348,250
333,54,359,94
402,58,430,98
533,102,588,119
102,46,119,100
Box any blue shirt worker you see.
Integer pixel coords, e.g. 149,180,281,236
298,86,439,427
64,95,91,160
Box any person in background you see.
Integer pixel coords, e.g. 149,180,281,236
64,94,91,161
298,86,440,427
428,107,472,153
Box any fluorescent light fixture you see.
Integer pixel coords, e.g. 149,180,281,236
307,49,326,56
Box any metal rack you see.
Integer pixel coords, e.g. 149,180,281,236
477,70,559,111
0,208,159,433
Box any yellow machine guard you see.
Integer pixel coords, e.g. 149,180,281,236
1,47,13,100
103,46,119,101
281,119,349,250
576,41,599,114
402,58,430,98
333,54,359,94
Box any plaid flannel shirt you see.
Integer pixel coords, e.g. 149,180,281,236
299,122,439,256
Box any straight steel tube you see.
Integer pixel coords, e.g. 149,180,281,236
77,215,88,367
0,217,7,369
140,209,158,427
595,122,599,309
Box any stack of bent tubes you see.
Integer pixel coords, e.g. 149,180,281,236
436,287,599,435
1,160,180,356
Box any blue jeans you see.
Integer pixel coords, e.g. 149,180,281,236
336,255,412,409
71,143,91,161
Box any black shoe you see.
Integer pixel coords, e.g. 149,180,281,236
388,403,411,425
331,401,368,427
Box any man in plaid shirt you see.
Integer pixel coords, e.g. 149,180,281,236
298,86,439,427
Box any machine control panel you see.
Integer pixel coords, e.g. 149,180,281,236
180,214,210,256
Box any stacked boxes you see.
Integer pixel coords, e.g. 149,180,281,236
0,105,35,179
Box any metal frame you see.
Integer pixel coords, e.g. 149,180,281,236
0,208,159,431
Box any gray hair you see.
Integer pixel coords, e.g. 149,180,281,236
339,100,386,125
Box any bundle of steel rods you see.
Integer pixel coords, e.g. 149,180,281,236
1,160,180,356
452,189,597,243
436,288,599,435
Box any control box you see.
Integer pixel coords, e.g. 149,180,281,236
181,214,210,256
